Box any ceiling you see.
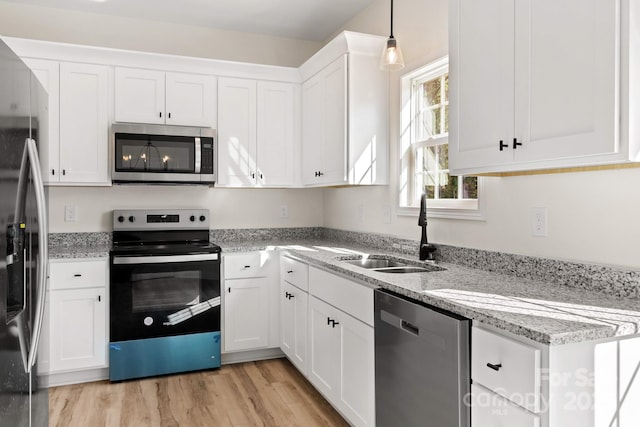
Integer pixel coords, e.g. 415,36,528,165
4,0,377,41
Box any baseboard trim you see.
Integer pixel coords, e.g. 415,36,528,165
39,348,285,387
221,347,284,365
40,367,109,388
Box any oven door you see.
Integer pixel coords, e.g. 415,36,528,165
109,252,220,342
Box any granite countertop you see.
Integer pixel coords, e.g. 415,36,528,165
49,244,111,259
50,238,640,346
221,240,640,346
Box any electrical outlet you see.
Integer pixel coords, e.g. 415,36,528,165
279,205,289,219
64,205,78,222
382,205,391,224
531,207,547,237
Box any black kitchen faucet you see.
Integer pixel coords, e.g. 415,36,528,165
418,194,437,261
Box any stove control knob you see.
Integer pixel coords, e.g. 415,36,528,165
190,215,195,222
143,316,153,326
199,215,206,222
117,216,125,223
128,216,135,223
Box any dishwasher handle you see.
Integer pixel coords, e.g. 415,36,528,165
380,309,419,336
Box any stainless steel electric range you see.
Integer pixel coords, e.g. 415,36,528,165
108,209,221,381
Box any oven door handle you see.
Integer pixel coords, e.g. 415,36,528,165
112,253,219,265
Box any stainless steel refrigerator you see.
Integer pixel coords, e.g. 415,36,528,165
0,38,49,427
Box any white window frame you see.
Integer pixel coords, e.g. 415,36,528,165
398,57,484,220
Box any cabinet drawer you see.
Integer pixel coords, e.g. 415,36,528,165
471,384,540,427
308,267,373,326
472,326,541,413
224,252,270,279
49,259,108,290
280,256,309,291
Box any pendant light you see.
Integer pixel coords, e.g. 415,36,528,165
380,0,404,71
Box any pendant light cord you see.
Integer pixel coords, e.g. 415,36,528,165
390,0,394,38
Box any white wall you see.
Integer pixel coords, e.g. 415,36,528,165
0,1,321,67
48,186,323,232
325,0,640,269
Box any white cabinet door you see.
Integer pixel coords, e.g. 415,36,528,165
224,278,269,352
302,55,347,186
308,295,374,427
450,0,621,174
59,62,110,184
218,77,257,186
301,72,325,185
338,306,375,427
165,72,216,127
280,281,308,374
308,296,341,399
24,58,60,184
449,0,515,172
513,0,618,164
256,81,295,186
322,56,347,185
49,287,107,372
115,68,215,127
471,384,540,427
114,68,165,124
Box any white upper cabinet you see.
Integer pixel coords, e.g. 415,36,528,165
218,77,295,187
25,59,110,185
256,81,296,187
23,58,60,184
449,0,639,174
115,67,216,127
302,56,347,186
300,32,389,187
114,68,164,124
59,62,110,185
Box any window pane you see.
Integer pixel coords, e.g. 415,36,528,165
462,176,478,199
423,77,441,105
444,73,449,100
438,142,449,169
430,107,442,136
423,173,458,199
444,105,449,134
418,111,434,140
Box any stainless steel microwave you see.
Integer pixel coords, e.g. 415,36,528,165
111,123,216,185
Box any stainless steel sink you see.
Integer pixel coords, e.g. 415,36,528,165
373,266,434,274
339,255,445,274
342,258,407,269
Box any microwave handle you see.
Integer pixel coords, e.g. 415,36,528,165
195,137,201,173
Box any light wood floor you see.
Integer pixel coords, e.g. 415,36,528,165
49,358,349,427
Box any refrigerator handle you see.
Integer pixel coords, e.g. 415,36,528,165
25,138,48,372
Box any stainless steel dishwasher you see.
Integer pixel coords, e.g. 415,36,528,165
375,289,470,427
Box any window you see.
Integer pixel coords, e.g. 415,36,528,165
399,57,482,219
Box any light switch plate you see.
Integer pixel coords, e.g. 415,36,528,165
64,205,78,222
279,205,289,219
531,207,547,237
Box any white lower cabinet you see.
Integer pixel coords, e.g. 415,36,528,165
472,384,540,427
49,287,107,372
308,296,342,396
45,258,109,374
472,326,541,414
308,296,375,427
280,280,308,374
223,251,279,353
296,263,374,427
224,278,270,351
